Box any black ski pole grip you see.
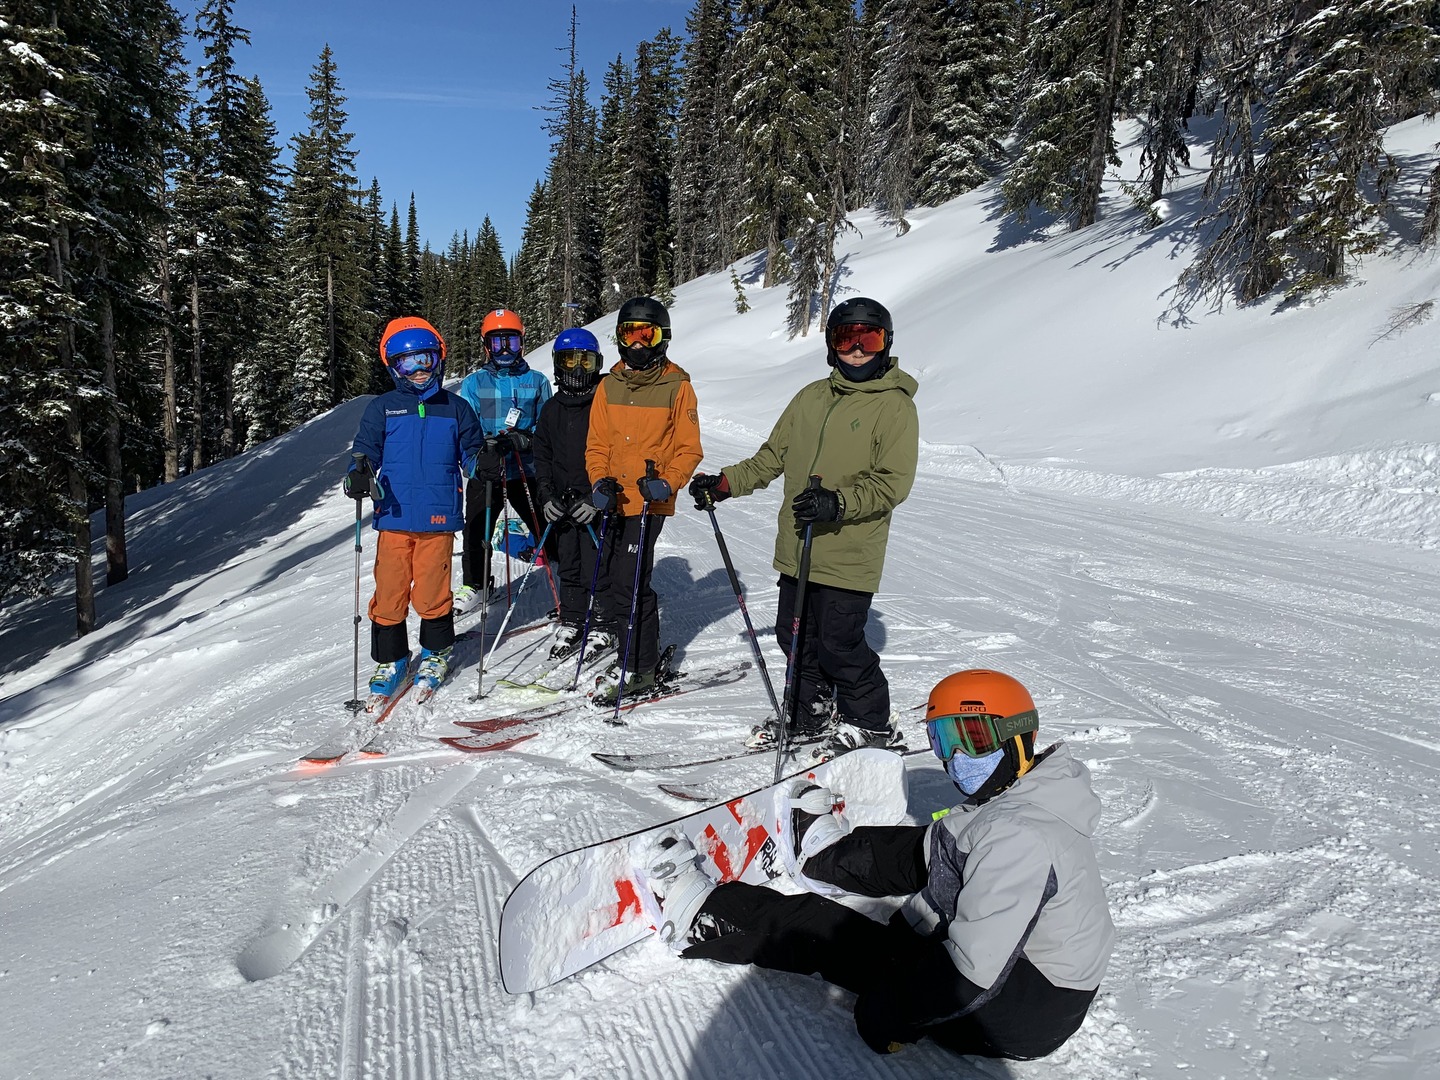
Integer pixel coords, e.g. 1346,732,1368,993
645,458,658,479
807,474,822,490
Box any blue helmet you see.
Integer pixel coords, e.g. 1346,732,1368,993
381,320,445,393
552,326,603,395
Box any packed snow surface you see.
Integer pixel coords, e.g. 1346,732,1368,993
2,120,1438,1078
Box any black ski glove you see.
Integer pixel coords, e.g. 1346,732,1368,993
637,475,672,503
492,431,514,455
591,476,620,514
343,460,374,500
542,498,567,523
791,484,842,524
688,472,731,510
506,429,533,453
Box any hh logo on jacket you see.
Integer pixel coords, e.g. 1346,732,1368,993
431,514,448,525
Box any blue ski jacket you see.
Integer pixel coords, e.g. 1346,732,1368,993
456,359,553,481
349,382,483,533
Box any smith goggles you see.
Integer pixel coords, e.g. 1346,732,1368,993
554,348,601,372
486,331,523,356
926,709,1038,761
617,321,665,348
828,323,887,355
392,349,440,377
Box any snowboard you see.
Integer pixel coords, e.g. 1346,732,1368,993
497,747,910,994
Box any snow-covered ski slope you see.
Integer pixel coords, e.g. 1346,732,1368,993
3,120,1439,1079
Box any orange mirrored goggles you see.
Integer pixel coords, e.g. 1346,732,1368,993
554,348,601,372
617,321,665,348
828,323,887,354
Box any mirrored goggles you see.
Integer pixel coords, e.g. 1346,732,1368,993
926,709,1038,761
486,331,523,356
392,349,440,377
828,323,887,355
554,348,601,372
617,321,664,348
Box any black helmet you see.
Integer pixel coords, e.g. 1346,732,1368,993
616,295,671,369
825,296,893,370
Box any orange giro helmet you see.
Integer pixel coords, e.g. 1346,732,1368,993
481,308,525,338
925,669,1040,780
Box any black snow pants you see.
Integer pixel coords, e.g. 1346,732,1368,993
595,512,664,674
462,476,558,591
775,575,890,730
553,516,602,627
683,825,1096,1060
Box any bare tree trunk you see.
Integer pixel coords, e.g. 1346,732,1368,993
52,228,94,636
159,233,179,482
98,250,128,585
1076,0,1128,229
327,257,337,405
190,273,203,473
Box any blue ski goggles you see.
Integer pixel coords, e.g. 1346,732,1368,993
486,331,523,357
926,709,1038,761
392,349,440,378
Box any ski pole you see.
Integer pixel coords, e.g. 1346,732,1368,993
476,473,495,700
345,453,368,713
777,475,822,783
611,460,656,724
570,510,611,692
705,504,782,719
480,519,556,693
511,446,562,614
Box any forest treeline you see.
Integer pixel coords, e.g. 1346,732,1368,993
3,0,1437,633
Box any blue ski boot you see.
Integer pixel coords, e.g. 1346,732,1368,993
414,646,453,700
367,657,410,710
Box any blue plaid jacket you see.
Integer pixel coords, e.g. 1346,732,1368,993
456,360,553,480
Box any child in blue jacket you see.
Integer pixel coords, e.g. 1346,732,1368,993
344,317,482,697
455,308,554,614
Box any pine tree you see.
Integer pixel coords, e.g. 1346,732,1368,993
541,6,604,331
731,0,850,290
597,54,635,308
863,0,943,234
672,0,737,282
513,182,558,340
227,76,285,447
283,45,369,420
472,216,509,320
0,7,88,609
1003,0,1132,229
1126,0,1203,204
918,0,1014,204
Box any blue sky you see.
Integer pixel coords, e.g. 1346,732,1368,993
176,0,689,258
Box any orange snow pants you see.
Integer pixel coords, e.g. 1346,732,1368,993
368,530,454,625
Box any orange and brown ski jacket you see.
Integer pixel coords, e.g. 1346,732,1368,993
585,359,703,516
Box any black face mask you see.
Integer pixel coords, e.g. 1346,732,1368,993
833,351,889,382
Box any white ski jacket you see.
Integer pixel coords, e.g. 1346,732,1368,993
901,742,1116,993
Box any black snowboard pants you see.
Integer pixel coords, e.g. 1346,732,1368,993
683,824,1096,1060
462,476,559,591
553,516,602,627
775,575,890,730
595,512,665,674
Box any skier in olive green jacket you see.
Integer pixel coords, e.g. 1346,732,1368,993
688,297,918,760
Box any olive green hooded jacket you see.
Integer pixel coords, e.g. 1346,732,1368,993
722,359,918,593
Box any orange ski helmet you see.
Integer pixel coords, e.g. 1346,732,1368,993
480,308,525,338
926,669,1040,783
379,316,447,365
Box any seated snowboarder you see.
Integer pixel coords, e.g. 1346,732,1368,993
632,668,1116,1060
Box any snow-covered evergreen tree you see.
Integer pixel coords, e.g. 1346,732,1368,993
672,0,737,282
282,45,369,421
863,0,943,234
917,0,1014,204
1003,0,1131,229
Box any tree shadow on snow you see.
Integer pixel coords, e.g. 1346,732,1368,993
0,397,377,702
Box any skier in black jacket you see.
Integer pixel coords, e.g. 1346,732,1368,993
532,327,608,662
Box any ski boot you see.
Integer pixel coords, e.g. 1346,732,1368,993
367,657,411,710
413,645,454,697
812,718,906,762
591,666,657,709
546,623,583,663
744,698,836,750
